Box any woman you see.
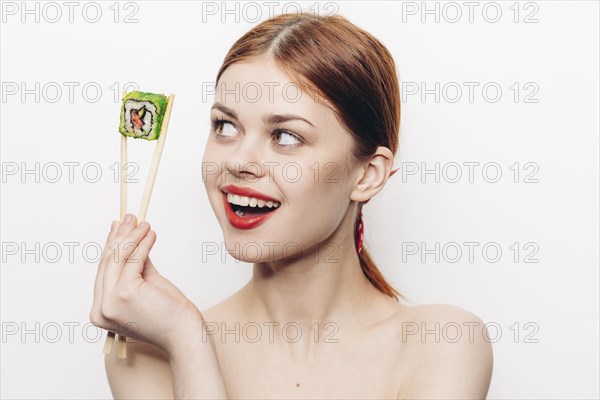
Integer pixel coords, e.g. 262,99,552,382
90,12,493,399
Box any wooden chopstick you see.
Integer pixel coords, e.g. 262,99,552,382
103,90,129,358
138,94,175,221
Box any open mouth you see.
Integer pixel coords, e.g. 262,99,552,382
228,201,277,217
221,191,280,229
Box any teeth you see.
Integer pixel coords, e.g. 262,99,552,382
227,193,280,208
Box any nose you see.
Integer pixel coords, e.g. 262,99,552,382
224,132,267,181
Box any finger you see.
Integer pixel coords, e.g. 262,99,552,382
94,220,123,301
109,213,140,272
102,221,151,298
93,220,120,302
90,220,121,326
106,220,120,242
99,220,121,269
123,221,152,261
122,229,157,282
114,213,138,242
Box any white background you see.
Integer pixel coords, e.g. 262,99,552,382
1,1,598,398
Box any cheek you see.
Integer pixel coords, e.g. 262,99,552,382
308,157,353,199
202,140,219,165
309,160,354,223
201,144,226,186
281,165,349,227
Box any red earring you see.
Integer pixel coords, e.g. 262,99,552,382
356,208,364,254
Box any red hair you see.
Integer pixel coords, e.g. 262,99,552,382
215,12,402,301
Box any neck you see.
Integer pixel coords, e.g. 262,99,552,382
240,211,384,325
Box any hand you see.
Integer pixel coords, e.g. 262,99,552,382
90,213,202,357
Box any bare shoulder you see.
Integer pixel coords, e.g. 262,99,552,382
393,304,494,399
104,339,174,399
201,299,231,322
400,303,490,327
201,286,246,322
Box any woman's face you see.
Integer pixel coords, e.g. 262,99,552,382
202,56,360,263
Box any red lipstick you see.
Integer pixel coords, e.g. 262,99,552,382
220,185,280,202
220,186,280,230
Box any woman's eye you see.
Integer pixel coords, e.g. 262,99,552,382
216,120,237,137
211,118,237,136
274,131,302,148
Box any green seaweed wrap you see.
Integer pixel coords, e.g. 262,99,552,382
119,91,168,140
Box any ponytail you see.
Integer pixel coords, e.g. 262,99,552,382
355,204,402,301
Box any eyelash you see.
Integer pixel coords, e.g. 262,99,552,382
210,116,303,149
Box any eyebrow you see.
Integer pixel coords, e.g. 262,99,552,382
211,103,315,127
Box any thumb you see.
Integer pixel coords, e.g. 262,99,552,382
142,256,160,278
141,257,178,294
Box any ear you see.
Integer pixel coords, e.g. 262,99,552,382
350,146,395,203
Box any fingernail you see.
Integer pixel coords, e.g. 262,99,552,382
124,214,132,223
138,221,149,229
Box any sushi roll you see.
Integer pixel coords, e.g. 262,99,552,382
119,91,168,140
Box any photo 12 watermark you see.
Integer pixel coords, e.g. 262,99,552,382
401,81,540,104
201,320,340,344
401,241,540,264
399,1,540,24
401,320,540,344
1,1,141,24
200,1,340,23
1,82,140,103
1,161,141,184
